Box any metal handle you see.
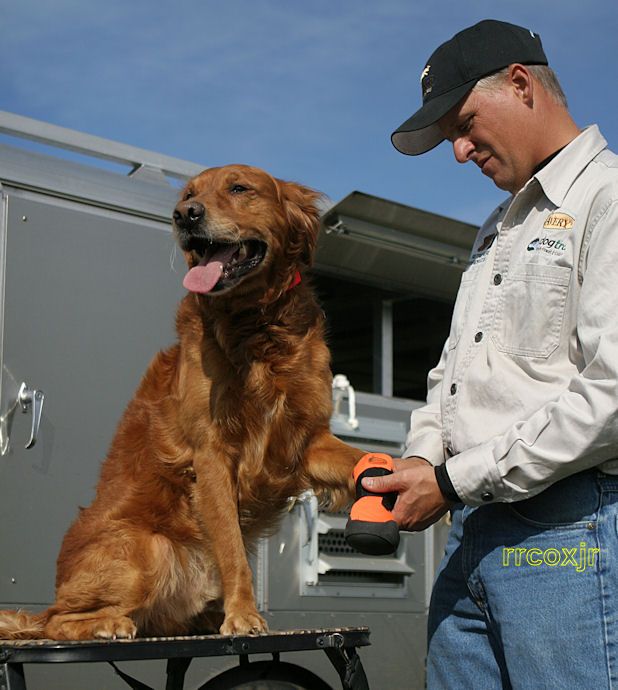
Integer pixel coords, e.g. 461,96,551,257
18,382,44,449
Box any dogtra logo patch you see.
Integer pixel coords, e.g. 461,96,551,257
527,237,567,254
543,212,574,230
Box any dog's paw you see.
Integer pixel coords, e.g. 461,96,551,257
45,614,137,641
92,616,137,640
219,609,268,636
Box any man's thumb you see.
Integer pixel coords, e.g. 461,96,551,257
361,474,397,493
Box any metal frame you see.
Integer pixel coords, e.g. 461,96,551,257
0,628,370,690
0,111,204,182
323,213,470,268
373,299,394,397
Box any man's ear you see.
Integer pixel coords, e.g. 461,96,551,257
509,63,534,107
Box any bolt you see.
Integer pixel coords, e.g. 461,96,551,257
21,216,27,222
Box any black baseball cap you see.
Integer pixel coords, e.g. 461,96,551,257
391,19,548,156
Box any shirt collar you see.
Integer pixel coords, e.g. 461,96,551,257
533,125,608,207
531,146,566,177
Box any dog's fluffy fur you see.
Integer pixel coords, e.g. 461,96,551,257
0,165,363,640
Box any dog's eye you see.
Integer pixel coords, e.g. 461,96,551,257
183,190,194,201
230,184,250,194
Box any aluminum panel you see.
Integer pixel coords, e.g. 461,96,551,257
0,191,186,604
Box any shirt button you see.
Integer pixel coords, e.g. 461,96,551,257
493,273,502,285
474,331,483,343
481,491,494,502
450,383,457,395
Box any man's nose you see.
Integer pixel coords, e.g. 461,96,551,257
452,137,474,164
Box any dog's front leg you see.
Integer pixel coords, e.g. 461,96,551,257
303,430,366,510
193,451,267,635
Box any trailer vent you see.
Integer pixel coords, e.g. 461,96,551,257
318,530,356,556
319,570,405,587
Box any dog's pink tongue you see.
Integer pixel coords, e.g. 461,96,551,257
183,261,223,294
183,244,239,294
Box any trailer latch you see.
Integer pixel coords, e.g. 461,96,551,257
18,382,45,449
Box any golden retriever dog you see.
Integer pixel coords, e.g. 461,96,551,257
0,164,364,640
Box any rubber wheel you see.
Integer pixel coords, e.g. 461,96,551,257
198,659,333,689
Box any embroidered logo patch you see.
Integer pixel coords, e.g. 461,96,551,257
470,232,497,265
420,65,434,99
543,212,574,230
527,237,567,254
477,232,497,253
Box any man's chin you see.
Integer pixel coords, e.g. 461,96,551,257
488,171,517,194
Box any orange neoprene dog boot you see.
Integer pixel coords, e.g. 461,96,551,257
344,452,400,555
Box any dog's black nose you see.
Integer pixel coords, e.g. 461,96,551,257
173,200,206,230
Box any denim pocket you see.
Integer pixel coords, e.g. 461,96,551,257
508,471,600,529
491,263,571,358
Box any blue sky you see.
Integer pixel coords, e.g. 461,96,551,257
2,1,617,226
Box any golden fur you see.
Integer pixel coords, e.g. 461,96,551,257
0,164,363,640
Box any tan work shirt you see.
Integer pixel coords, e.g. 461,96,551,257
404,125,618,506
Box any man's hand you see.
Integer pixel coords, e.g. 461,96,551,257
361,456,451,531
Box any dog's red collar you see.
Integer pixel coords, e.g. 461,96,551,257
287,271,302,291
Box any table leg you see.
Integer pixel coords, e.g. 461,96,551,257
0,663,27,690
165,657,193,690
324,648,370,690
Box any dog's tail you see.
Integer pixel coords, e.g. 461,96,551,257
0,609,48,639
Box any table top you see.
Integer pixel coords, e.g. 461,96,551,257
0,627,371,664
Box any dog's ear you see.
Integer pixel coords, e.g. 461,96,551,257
279,181,322,268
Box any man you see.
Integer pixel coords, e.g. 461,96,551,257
364,19,618,688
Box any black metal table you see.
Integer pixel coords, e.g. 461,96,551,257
0,627,370,690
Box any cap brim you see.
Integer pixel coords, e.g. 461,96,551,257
391,79,479,155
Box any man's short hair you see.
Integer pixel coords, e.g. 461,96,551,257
474,65,568,108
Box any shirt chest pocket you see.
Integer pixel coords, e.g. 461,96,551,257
491,263,572,358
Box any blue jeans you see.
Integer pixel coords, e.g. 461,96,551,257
427,470,618,689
